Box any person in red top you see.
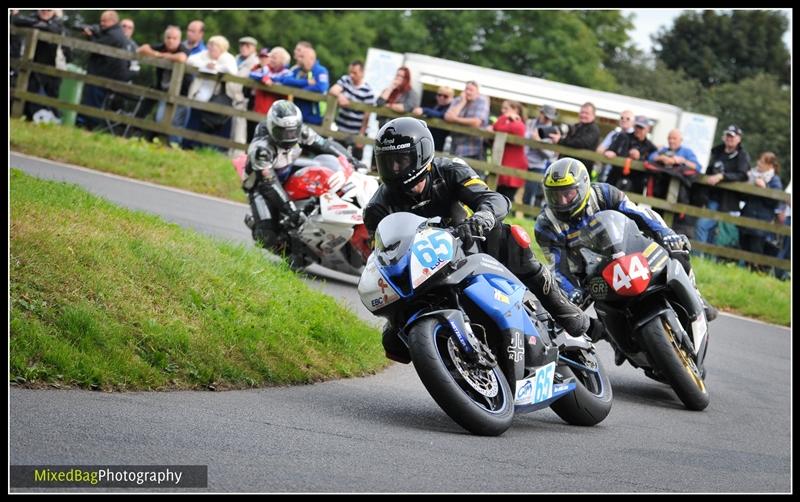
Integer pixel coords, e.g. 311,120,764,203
490,100,529,202
249,46,292,114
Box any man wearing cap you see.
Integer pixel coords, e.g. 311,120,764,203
229,36,260,155
692,124,752,248
603,115,657,194
522,104,560,208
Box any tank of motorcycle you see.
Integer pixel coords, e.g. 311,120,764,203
284,165,337,200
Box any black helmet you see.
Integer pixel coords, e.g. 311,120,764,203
542,158,591,222
374,117,434,193
265,100,303,149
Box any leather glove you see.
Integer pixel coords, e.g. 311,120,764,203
285,209,307,229
661,232,691,253
249,144,271,171
455,210,495,249
586,317,606,343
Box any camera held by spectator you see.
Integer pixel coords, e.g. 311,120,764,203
538,123,568,140
63,14,99,36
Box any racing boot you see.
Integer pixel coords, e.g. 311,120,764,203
518,263,590,338
382,321,411,364
701,297,718,322
687,267,718,322
587,317,607,343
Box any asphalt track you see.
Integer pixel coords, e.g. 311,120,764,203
9,153,792,493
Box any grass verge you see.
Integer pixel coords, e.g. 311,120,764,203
10,119,790,326
10,169,387,390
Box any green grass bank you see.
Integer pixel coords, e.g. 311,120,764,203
10,169,387,390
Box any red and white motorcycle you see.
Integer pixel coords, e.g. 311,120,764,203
233,153,378,276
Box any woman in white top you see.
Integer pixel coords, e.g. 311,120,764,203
184,35,238,149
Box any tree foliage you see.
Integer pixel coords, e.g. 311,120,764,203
707,73,791,186
653,10,790,87
60,9,629,89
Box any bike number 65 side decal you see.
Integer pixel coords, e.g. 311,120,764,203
411,229,453,269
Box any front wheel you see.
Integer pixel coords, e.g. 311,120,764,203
639,313,710,411
550,350,613,426
408,318,514,436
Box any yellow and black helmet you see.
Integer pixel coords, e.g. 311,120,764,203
542,158,591,222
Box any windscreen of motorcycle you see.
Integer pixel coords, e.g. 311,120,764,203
581,210,640,255
374,212,429,266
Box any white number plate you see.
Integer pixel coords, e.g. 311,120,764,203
514,361,556,406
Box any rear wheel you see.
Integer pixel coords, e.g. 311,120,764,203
550,350,613,426
408,318,514,436
639,313,710,411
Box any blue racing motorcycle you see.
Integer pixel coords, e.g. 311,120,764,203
358,213,613,436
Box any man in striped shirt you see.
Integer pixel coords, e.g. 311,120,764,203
328,60,376,160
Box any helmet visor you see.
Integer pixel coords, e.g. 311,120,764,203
272,125,300,147
375,149,420,190
545,186,580,211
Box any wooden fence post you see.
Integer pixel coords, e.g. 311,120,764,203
321,94,338,132
11,29,39,118
487,132,507,190
161,61,185,131
662,177,682,226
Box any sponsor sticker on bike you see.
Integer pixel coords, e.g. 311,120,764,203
514,362,556,406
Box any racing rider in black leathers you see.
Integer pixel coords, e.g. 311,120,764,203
242,100,366,262
363,117,603,363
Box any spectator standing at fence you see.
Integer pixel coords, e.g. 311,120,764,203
444,80,490,163
376,66,420,129
227,36,260,157
412,85,453,152
272,43,329,126
603,115,657,194
488,100,528,203
119,18,141,80
248,46,291,114
76,10,130,130
522,104,559,208
183,35,237,150
10,9,71,122
596,110,634,183
692,124,752,252
328,60,376,160
648,128,701,195
549,102,600,173
738,152,784,271
137,25,192,145
181,20,206,56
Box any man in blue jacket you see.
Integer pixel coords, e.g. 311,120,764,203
272,42,329,125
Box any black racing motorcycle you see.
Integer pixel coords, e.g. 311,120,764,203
574,210,710,410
